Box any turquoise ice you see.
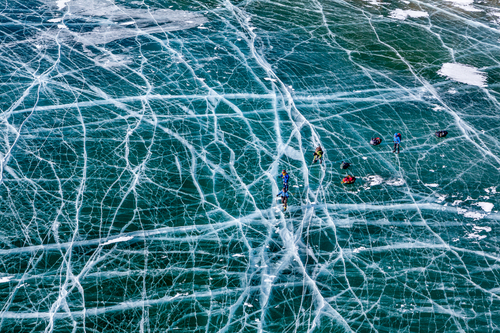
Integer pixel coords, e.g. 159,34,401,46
0,0,499,331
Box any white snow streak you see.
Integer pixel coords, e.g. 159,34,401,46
438,63,487,87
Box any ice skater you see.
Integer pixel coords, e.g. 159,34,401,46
279,169,290,191
276,187,289,211
393,133,401,154
312,146,324,164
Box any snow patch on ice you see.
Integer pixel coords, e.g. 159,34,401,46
232,254,245,257
438,63,487,87
264,77,277,82
467,233,486,240
387,178,405,186
445,0,481,12
353,247,367,253
424,183,439,188
473,225,491,232
457,206,486,220
0,276,14,283
466,225,491,240
475,202,494,213
436,195,447,203
94,54,132,68
484,186,497,194
463,211,485,220
48,18,62,23
364,175,383,186
56,0,71,10
390,9,429,20
56,3,208,46
102,236,134,246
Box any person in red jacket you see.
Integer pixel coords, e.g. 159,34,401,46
342,175,356,184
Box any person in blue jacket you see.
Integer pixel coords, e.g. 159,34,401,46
276,187,289,211
279,169,290,190
393,133,401,154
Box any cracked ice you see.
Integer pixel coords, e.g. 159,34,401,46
0,0,500,332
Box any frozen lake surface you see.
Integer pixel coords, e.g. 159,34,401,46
0,0,500,331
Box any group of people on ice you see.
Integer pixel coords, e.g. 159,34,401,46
343,133,402,183
276,170,290,211
276,130,448,211
275,133,402,211
276,146,321,211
